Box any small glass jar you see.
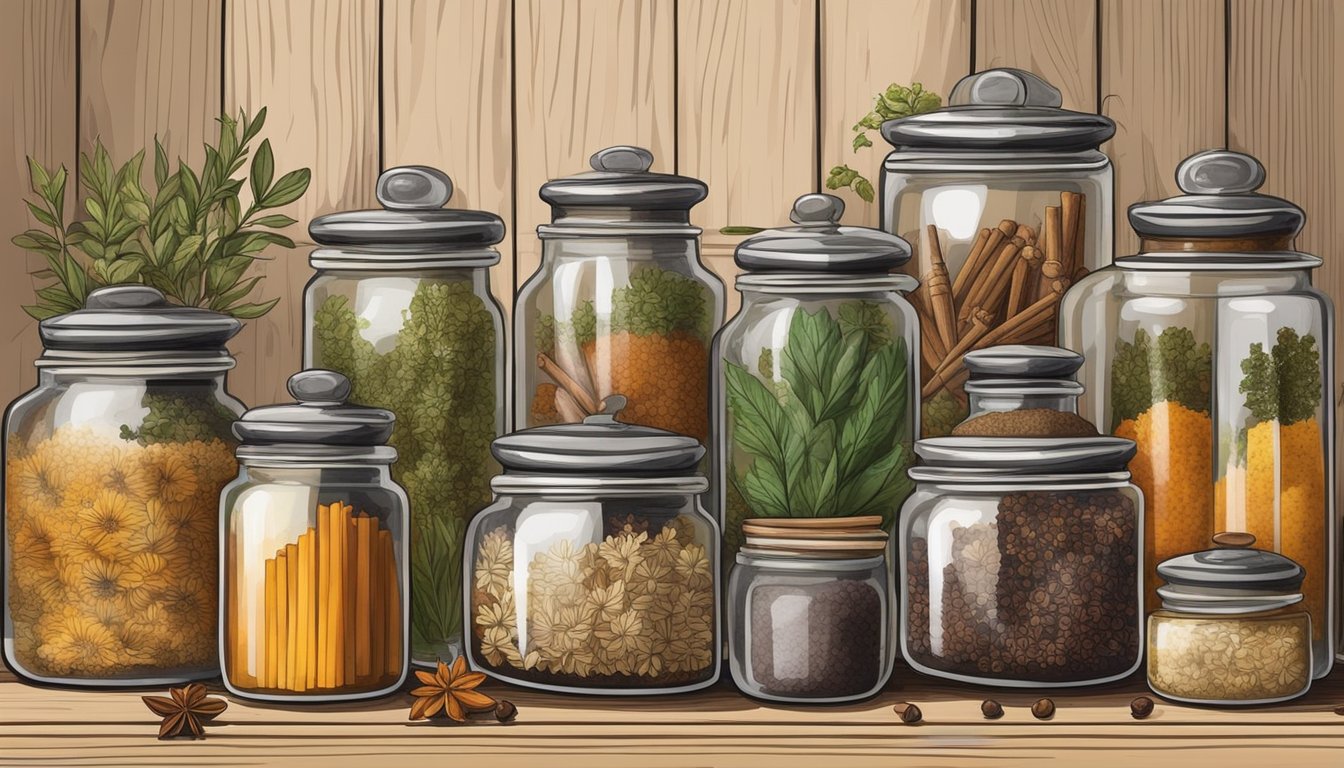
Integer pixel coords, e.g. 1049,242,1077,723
1060,150,1335,676
879,68,1115,436
3,286,244,687
464,398,721,695
305,166,505,668
515,145,724,445
898,346,1144,686
712,193,918,558
1147,534,1312,705
220,370,409,702
728,517,893,703
952,345,1092,436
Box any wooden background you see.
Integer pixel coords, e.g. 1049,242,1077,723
0,0,1339,415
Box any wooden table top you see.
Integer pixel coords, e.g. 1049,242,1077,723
2,664,1342,767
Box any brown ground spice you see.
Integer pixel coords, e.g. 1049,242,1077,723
951,408,1097,437
583,330,709,444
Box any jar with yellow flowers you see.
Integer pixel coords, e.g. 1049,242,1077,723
3,286,244,687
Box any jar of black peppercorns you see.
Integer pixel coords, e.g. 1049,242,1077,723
728,517,893,703
897,345,1144,687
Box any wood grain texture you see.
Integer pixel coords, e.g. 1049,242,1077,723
383,0,514,319
975,0,1098,112
819,0,971,227
1101,0,1226,257
512,0,676,288
224,0,380,406
0,0,76,410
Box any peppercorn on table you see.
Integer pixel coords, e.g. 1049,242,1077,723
3,664,1342,767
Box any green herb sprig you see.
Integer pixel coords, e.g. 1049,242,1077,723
13,107,310,320
1240,327,1321,426
1110,327,1213,425
825,82,942,203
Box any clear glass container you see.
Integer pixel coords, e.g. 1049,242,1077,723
898,346,1144,686
712,193,918,558
515,146,724,446
304,166,504,668
879,68,1115,436
729,549,892,703
221,370,408,702
3,286,244,687
1147,535,1312,705
464,400,721,695
1060,150,1335,677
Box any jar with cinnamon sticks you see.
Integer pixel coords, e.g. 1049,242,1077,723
878,68,1115,436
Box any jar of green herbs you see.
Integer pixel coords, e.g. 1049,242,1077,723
303,166,505,669
712,194,919,556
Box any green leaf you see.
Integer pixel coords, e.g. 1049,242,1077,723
251,213,296,229
224,298,279,319
25,201,58,229
259,168,311,208
26,156,51,190
854,177,875,203
852,132,873,152
241,106,267,145
154,138,170,187
779,307,846,424
718,225,764,235
250,138,274,203
44,166,68,216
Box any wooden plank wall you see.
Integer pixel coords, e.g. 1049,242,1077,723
0,0,1341,424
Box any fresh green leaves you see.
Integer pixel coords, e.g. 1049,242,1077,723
725,302,913,529
1239,327,1321,426
824,164,876,203
12,107,309,320
826,82,942,205
1110,327,1212,425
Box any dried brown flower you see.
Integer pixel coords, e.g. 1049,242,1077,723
409,656,497,722
141,683,228,740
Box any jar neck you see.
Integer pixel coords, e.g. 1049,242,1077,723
1139,235,1295,253
239,464,391,485
39,369,229,387
967,390,1080,417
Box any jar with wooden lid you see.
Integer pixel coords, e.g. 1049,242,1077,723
879,68,1115,436
1059,149,1334,677
220,370,409,702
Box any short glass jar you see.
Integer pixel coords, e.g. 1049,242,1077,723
1147,534,1312,705
3,286,244,687
463,398,721,695
220,371,409,702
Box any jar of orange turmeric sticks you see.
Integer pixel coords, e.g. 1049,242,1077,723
220,370,409,702
1060,149,1335,679
879,68,1115,437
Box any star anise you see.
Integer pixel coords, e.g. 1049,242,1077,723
141,683,228,740
409,656,498,722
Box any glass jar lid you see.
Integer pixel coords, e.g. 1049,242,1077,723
1157,533,1306,614
734,194,912,273
308,166,505,256
880,69,1115,152
912,436,1135,475
964,345,1082,379
537,146,707,236
234,370,396,463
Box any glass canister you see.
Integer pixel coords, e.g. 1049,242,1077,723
304,166,505,668
713,193,918,558
879,68,1115,436
464,397,720,695
1148,533,1312,705
516,145,724,445
728,517,892,703
3,285,243,686
1060,149,1335,677
898,345,1144,686
220,370,408,702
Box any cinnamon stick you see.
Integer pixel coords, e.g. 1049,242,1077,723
924,309,995,397
952,220,1016,307
554,387,588,423
984,280,1067,347
914,300,948,363
923,224,959,350
950,227,992,300
537,352,599,415
960,230,1026,327
1061,191,1084,275
1006,244,1044,318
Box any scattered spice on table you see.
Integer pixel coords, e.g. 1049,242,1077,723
142,683,228,740
893,702,922,724
408,656,499,722
1130,696,1154,719
981,699,1004,719
1031,698,1056,720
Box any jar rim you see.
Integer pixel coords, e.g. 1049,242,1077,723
1116,251,1320,271
736,273,917,294
490,475,709,494
236,445,397,466
907,468,1134,488
735,550,885,571
309,246,499,270
882,148,1110,172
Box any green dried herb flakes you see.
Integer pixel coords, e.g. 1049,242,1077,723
1110,327,1212,426
311,279,498,660
725,302,913,536
119,390,238,446
1240,327,1321,426
921,389,967,438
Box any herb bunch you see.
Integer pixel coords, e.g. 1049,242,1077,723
1110,327,1213,426
1240,327,1321,426
825,82,942,203
13,107,310,320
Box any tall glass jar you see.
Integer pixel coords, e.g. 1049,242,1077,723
516,146,724,446
3,286,243,687
220,370,409,702
713,194,918,558
304,166,505,668
464,398,721,695
1060,150,1335,677
879,68,1115,436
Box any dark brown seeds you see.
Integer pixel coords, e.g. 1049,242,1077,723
980,699,1004,719
494,700,518,723
893,702,922,724
1130,696,1154,719
1031,698,1055,720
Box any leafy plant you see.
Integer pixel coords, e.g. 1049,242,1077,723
825,82,942,203
13,107,310,320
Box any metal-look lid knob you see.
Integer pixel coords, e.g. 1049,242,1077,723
233,369,396,448
375,166,453,210
538,145,708,214
949,68,1063,108
590,146,655,173
1177,151,1266,195
734,193,911,273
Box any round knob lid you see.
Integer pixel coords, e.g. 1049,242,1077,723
538,145,708,213
951,68,1063,108
233,369,396,449
1177,151,1266,195
963,344,1083,380
590,146,655,173
39,285,242,352
375,166,453,210
734,193,912,273
1157,533,1305,592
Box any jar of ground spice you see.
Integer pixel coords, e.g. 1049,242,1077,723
898,345,1143,687
1148,533,1312,705
728,517,893,703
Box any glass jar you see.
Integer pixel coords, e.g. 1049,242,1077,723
220,370,408,702
951,345,1093,436
304,166,505,668
713,193,918,558
515,145,724,446
728,517,892,703
3,286,243,687
1147,534,1312,705
1060,150,1335,677
898,346,1143,686
464,398,721,695
879,68,1115,436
